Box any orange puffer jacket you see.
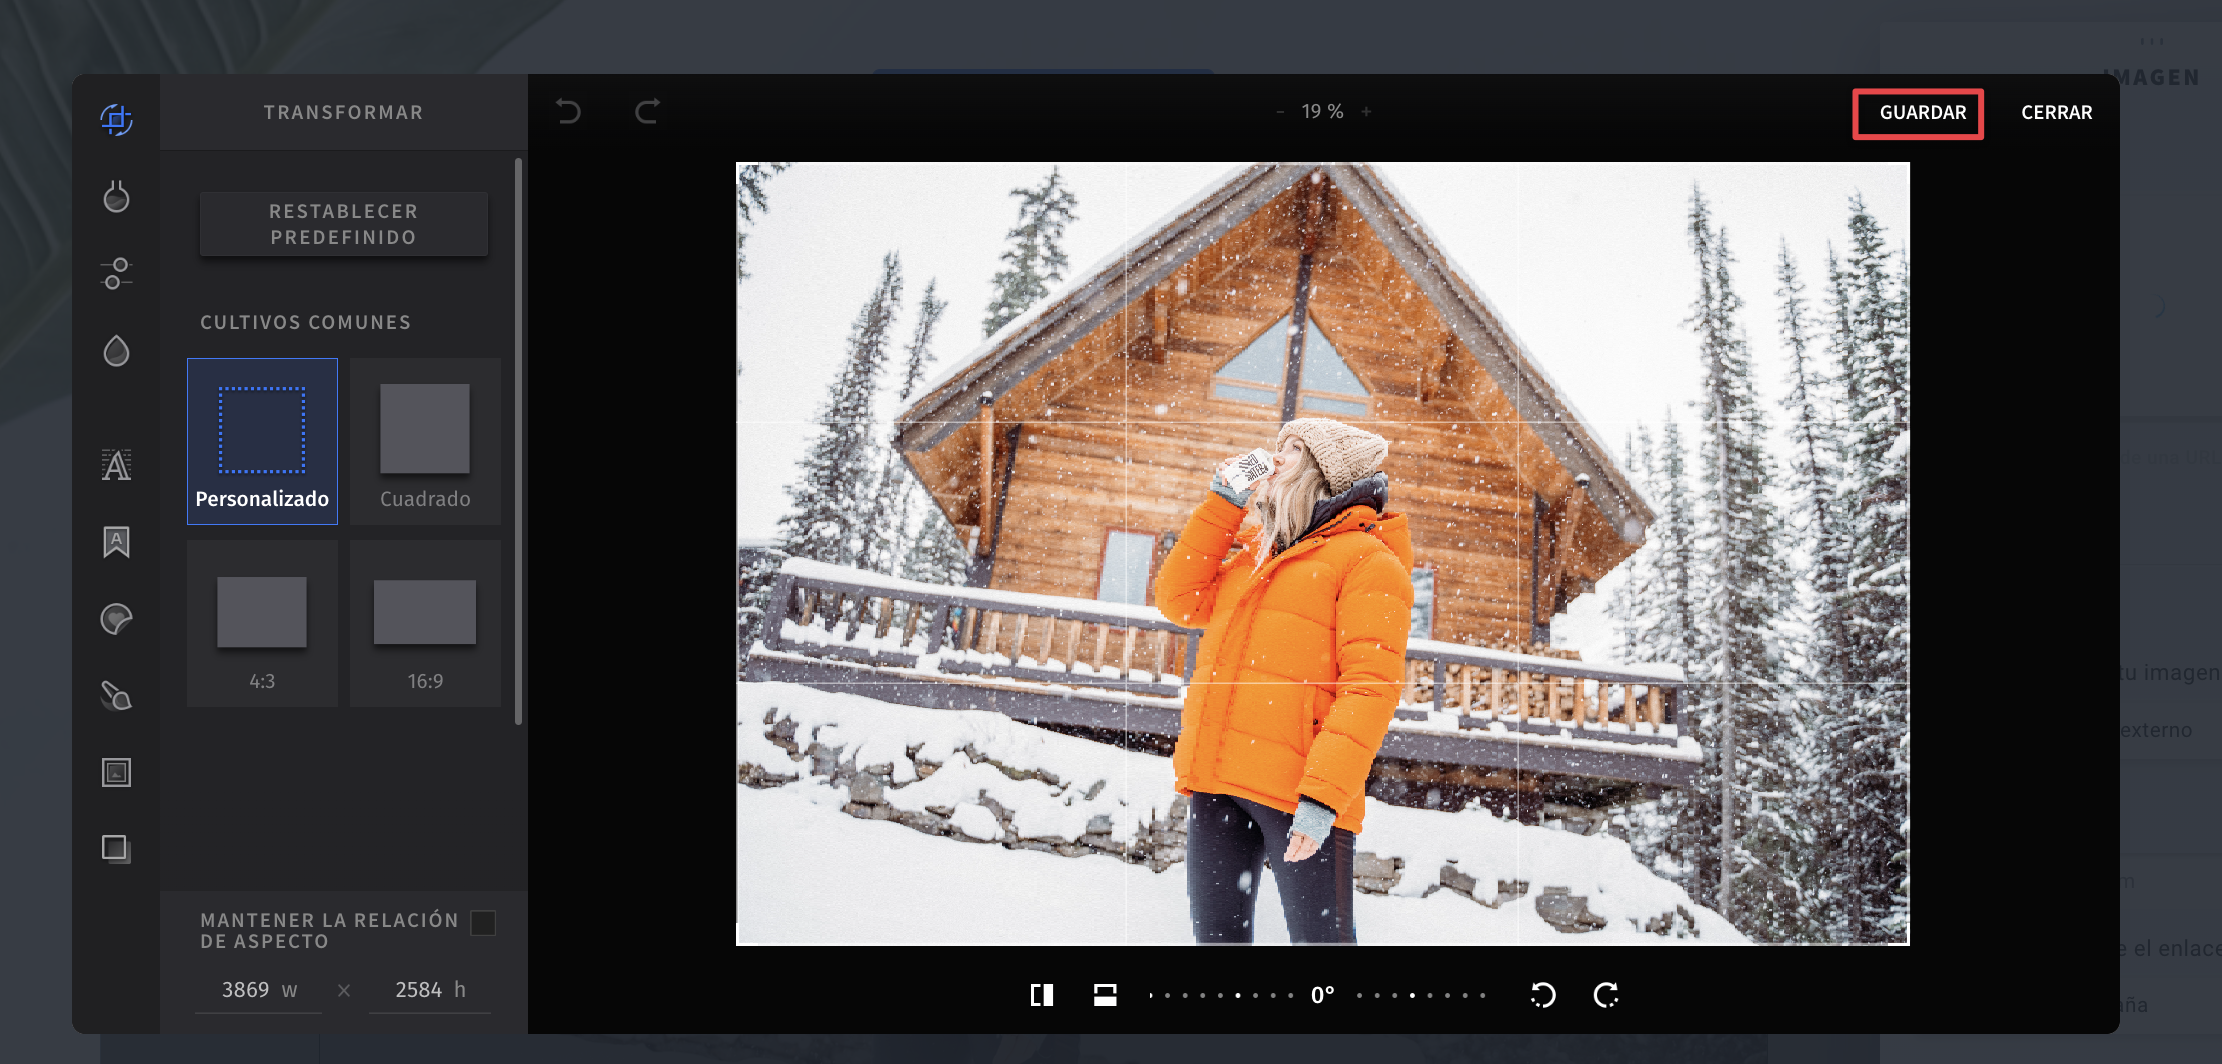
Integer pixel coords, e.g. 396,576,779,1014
1153,473,1414,834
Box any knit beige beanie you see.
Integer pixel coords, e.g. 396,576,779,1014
1276,417,1389,496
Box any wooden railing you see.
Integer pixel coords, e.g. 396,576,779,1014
1393,640,1686,746
753,561,1686,749
758,565,1204,699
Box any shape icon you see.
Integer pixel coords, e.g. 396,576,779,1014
102,525,130,558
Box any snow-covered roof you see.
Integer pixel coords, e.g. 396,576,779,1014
904,162,1261,403
892,163,1654,542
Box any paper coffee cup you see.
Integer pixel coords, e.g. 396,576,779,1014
1221,448,1275,494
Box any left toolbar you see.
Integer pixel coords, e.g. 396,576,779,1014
75,73,163,1033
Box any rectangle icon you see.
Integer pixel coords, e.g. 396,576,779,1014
374,579,477,645
381,383,472,473
216,576,308,647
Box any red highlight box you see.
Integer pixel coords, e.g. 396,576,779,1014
1852,88,1985,141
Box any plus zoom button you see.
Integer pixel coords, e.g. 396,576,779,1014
1852,88,1984,140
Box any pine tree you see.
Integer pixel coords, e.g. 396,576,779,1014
895,280,946,406
778,252,904,571
1776,239,1857,940
737,543,791,660
982,168,1079,337
1691,190,1800,938
735,162,791,285
1604,425,1657,667
899,515,970,587
1820,193,1911,942
859,280,951,576
1625,412,1714,902
735,163,792,376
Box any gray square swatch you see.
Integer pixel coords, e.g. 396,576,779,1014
380,383,470,474
217,576,308,647
374,580,477,644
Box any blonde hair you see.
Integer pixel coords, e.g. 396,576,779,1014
1251,440,1332,562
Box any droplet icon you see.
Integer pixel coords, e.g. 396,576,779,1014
103,180,130,213
103,335,129,367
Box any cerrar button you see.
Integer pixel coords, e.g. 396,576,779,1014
1852,88,1984,140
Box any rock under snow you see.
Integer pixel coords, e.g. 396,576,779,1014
739,680,1744,943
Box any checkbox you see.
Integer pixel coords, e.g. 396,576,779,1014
101,758,131,787
470,910,496,936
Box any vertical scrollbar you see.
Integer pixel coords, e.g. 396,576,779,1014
515,156,524,726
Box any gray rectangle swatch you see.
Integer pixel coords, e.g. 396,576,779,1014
381,383,470,474
216,576,308,647
374,580,477,645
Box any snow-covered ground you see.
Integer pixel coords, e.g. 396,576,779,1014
738,681,1744,945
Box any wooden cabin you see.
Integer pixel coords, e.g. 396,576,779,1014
893,163,1653,651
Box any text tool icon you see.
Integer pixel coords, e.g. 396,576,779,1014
104,181,130,213
100,603,133,635
1094,983,1117,1006
100,449,132,481
1029,983,1054,1006
103,526,130,558
100,681,132,712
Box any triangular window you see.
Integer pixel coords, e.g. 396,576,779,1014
1212,315,1370,416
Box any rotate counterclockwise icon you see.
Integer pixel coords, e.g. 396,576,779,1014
100,602,133,635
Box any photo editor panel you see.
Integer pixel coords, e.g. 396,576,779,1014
76,73,2109,1034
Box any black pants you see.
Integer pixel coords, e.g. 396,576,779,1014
1185,791,1357,943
